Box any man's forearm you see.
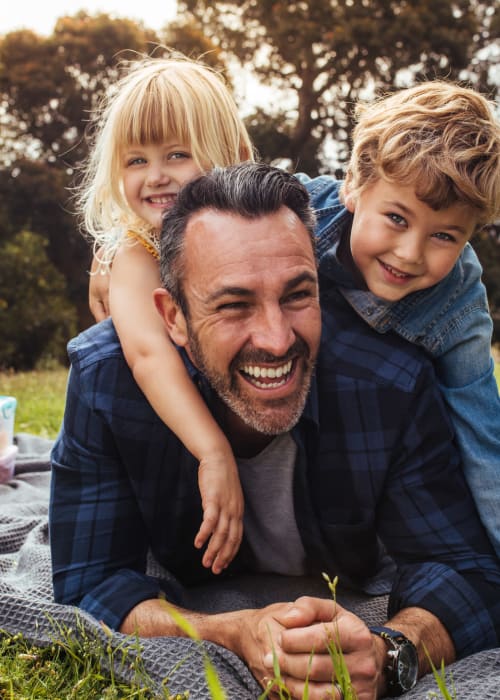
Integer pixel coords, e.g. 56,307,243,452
386,606,455,675
119,597,246,656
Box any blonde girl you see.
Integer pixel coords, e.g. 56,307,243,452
79,52,254,574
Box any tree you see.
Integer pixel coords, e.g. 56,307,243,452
0,231,77,369
177,0,487,172
0,13,225,337
0,15,160,168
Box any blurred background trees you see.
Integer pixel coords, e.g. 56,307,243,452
0,1,499,368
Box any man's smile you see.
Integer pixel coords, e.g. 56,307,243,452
239,359,294,389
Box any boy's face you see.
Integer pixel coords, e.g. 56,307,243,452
344,178,478,302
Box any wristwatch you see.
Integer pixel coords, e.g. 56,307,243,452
369,625,419,696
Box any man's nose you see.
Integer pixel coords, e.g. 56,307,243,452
250,305,295,357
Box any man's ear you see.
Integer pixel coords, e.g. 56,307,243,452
153,288,188,347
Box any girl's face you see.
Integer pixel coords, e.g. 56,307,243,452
344,178,477,301
121,142,204,230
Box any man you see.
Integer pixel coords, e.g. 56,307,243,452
50,163,500,700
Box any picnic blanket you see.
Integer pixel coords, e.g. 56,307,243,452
1,433,499,699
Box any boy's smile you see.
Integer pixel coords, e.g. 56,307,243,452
344,179,478,302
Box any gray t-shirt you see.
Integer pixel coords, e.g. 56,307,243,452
237,432,307,575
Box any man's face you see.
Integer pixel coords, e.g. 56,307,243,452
170,207,321,437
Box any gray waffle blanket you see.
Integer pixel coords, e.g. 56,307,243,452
1,433,498,699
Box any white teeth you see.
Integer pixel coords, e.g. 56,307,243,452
253,379,287,389
242,360,292,379
384,263,408,278
149,196,173,204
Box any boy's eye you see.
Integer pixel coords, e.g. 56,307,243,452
433,231,456,243
387,212,406,226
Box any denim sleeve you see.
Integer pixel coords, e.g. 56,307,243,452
439,360,500,558
49,362,163,630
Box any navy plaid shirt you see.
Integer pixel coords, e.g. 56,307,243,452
49,290,500,659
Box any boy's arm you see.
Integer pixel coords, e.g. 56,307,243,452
429,244,500,556
439,362,500,556
109,243,244,573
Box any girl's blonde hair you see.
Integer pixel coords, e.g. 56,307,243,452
345,80,500,229
77,51,254,260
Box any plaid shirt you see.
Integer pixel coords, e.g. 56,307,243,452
49,290,500,659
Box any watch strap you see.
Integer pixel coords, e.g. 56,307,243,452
369,625,418,697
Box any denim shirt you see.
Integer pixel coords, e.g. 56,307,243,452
297,173,500,556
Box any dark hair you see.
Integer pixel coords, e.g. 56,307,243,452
159,162,317,314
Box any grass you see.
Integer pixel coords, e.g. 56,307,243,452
0,621,189,700
0,576,457,700
0,365,68,439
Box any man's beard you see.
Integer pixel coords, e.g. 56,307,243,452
187,326,315,436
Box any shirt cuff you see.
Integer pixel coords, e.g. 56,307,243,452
79,569,163,630
389,561,499,658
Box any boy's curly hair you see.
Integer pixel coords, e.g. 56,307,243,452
345,81,500,229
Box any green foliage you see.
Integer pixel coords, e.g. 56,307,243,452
0,622,188,699
424,646,457,700
322,574,357,700
178,0,485,171
0,365,68,438
0,13,230,354
0,231,77,370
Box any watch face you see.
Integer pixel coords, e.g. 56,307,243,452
397,643,418,690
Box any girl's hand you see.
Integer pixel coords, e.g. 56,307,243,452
89,253,111,321
195,451,244,574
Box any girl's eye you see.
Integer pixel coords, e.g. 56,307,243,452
169,151,190,161
387,212,406,226
126,156,146,166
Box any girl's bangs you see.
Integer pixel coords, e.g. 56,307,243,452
117,88,188,146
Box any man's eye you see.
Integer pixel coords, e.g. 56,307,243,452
285,290,312,303
217,301,248,311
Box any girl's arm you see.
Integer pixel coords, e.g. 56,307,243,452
109,242,243,573
89,251,111,321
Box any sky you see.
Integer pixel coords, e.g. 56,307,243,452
1,0,178,35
